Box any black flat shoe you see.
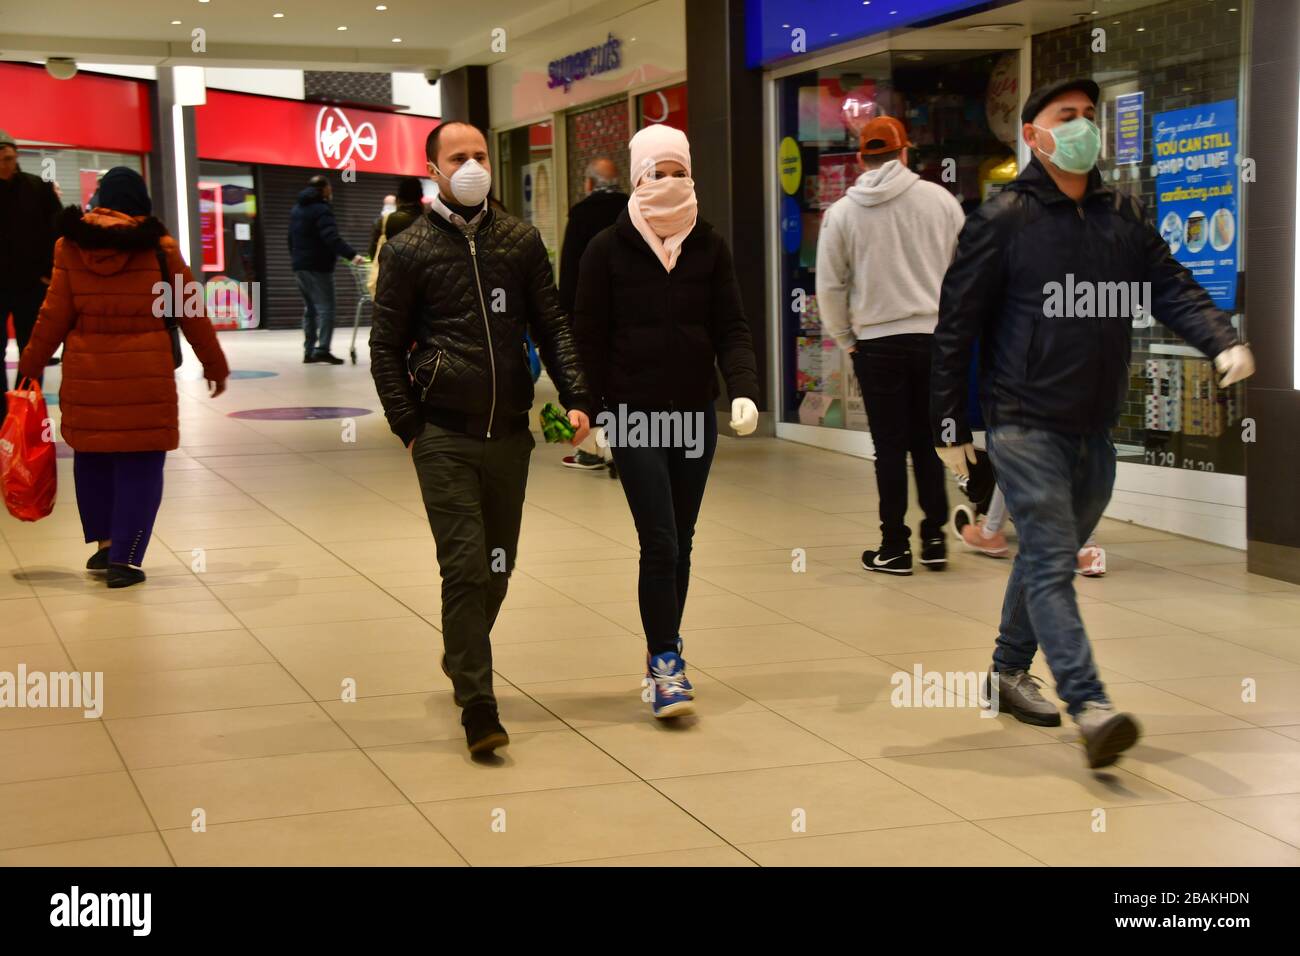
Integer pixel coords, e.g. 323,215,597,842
107,563,147,589
86,547,110,575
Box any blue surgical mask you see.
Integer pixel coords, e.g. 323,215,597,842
1034,117,1101,174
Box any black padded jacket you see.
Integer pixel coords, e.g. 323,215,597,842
370,206,592,444
931,157,1240,442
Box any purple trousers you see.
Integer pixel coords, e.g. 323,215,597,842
72,451,166,567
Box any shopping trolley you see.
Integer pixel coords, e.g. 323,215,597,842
345,259,374,365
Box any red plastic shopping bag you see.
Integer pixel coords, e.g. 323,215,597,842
0,378,57,521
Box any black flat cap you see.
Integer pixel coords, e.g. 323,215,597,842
1021,78,1100,124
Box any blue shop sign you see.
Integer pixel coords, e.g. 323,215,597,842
745,0,1003,68
1153,99,1239,311
548,33,622,92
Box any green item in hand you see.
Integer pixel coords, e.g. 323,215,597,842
539,402,576,443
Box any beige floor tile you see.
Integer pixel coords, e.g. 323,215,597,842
809,610,996,656
1150,671,1300,727
64,630,273,673
367,729,637,803
0,831,173,867
676,622,862,668
132,749,406,829
1088,633,1298,681
1114,594,1300,632
738,820,1042,866
277,648,451,701
780,698,1052,758
653,761,959,844
1207,626,1300,665
979,802,1300,866
44,598,243,642
490,634,648,683
1081,603,1198,640
107,702,353,769
1199,793,1300,848
868,743,1183,819
162,805,465,866
745,584,936,624
590,592,789,633
1030,682,1251,740
581,711,850,780
487,604,631,644
0,771,155,849
551,845,757,866
0,721,122,784
97,662,310,719
517,671,768,728
320,686,564,748
0,597,59,646
0,641,73,674
1116,728,1300,799
221,587,417,629
417,781,722,866
703,655,903,710
251,616,438,659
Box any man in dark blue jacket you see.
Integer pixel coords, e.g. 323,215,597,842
288,175,364,364
930,79,1255,769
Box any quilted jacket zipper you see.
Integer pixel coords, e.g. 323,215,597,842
467,235,496,438
416,350,443,402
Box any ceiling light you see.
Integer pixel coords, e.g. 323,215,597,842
965,22,1022,32
376,4,388,9
391,37,402,43
337,25,348,31
273,12,284,17
171,19,182,25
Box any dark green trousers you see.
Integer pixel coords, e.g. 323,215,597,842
411,422,535,708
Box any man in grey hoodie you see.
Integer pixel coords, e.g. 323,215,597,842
817,116,965,575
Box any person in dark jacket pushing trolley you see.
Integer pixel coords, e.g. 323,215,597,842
930,78,1255,769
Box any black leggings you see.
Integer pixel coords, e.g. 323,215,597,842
609,407,718,656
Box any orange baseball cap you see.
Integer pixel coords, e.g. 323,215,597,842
858,116,914,155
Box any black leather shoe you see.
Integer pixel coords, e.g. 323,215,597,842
462,703,509,754
86,547,110,575
107,563,147,589
314,352,345,365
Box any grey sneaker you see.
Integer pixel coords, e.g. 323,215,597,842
984,669,1061,726
1074,700,1141,768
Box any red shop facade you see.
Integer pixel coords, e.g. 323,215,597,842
192,90,439,330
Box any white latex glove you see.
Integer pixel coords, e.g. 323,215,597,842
730,397,759,436
1213,344,1255,387
935,443,977,479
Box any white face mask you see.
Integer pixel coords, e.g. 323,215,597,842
433,158,492,206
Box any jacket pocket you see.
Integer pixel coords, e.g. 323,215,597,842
410,349,444,402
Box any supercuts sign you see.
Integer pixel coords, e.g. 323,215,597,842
195,90,436,176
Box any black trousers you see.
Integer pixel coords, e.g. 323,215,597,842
1,281,48,394
851,333,948,550
609,406,718,657
411,421,534,709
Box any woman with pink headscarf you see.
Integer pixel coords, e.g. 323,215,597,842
574,124,760,720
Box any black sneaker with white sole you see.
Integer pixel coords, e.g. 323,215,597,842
919,537,947,570
861,547,912,575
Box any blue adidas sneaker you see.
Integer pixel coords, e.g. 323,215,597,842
645,651,695,719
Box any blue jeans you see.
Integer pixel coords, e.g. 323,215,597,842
294,269,336,355
987,425,1113,714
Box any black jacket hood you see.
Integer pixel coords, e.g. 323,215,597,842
297,186,326,205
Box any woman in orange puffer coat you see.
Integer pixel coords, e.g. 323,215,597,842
18,166,229,588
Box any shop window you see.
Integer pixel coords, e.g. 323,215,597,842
1033,0,1249,475
197,161,259,330
566,98,630,203
774,49,1011,430
498,120,558,262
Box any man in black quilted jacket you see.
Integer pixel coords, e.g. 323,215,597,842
370,121,592,754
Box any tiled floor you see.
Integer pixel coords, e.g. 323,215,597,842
2,329,1298,867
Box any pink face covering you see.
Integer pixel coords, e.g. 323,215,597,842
627,174,698,272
